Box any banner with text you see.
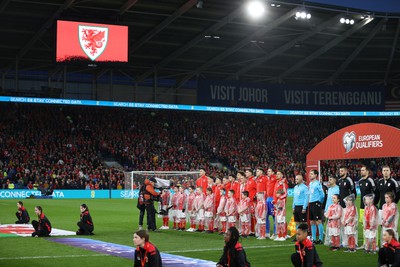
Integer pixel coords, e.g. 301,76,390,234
197,79,385,111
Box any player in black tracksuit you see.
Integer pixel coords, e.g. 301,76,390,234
358,166,379,209
377,166,400,209
338,167,356,208
15,201,30,224
31,206,52,237
77,204,94,235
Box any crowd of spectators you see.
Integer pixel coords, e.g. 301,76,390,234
0,103,399,190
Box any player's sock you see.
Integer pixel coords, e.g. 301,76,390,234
311,224,317,241
261,225,266,238
349,236,355,249
318,223,324,241
222,221,226,233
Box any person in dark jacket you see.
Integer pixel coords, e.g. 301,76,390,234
133,229,162,267
15,201,30,224
291,224,323,267
338,166,356,208
76,204,94,235
377,166,400,209
31,206,51,237
143,178,160,231
217,226,251,267
378,229,400,267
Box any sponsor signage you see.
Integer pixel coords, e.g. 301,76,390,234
197,79,385,111
0,190,109,199
307,123,400,162
1,189,362,199
1,96,399,116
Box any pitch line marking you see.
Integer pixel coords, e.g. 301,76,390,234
164,243,292,253
0,254,111,260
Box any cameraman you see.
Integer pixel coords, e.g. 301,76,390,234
143,177,160,231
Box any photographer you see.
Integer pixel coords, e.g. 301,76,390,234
142,177,160,231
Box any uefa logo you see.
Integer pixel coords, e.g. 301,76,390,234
343,131,356,153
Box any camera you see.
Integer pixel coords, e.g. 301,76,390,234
151,195,161,202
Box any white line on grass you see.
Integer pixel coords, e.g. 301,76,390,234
0,254,111,260
164,244,292,253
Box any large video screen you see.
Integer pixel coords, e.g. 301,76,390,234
56,20,128,64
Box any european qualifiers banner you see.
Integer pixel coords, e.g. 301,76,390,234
197,79,385,111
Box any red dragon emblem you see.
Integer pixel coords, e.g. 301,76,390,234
79,25,108,61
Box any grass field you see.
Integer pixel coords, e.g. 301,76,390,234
0,198,398,267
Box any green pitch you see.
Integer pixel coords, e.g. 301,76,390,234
0,198,397,267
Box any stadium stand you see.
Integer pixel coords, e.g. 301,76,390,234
0,103,399,190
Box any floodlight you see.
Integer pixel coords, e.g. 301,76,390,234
246,1,265,19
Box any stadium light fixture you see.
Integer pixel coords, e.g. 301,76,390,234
295,10,311,20
246,0,266,19
340,16,355,25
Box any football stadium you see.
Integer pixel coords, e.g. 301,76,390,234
0,1,400,267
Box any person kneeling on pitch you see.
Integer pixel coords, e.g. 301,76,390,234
31,206,52,237
291,224,323,267
133,230,162,267
15,201,30,224
217,226,251,267
77,204,94,235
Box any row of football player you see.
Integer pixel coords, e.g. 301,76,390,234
154,185,398,250
158,186,288,240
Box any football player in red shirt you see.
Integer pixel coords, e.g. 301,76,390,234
266,168,277,238
196,168,209,194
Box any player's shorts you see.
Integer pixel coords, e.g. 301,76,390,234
309,201,322,221
266,197,274,216
293,205,307,222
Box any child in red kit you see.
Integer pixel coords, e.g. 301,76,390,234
186,186,196,232
274,189,286,241
325,194,342,251
225,189,237,229
342,194,358,252
194,187,205,232
381,192,399,245
255,192,266,239
216,188,227,234
176,185,187,231
363,194,378,254
238,190,251,237
159,188,170,229
171,187,179,229
204,187,215,233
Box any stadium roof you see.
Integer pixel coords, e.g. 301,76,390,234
1,0,400,87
